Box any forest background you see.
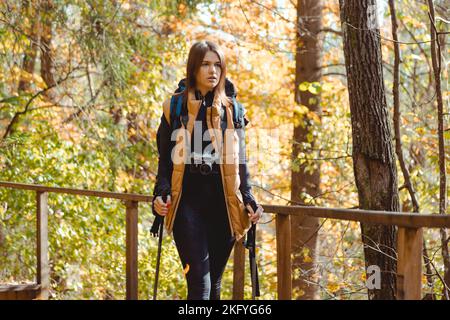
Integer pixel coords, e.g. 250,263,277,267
0,0,448,300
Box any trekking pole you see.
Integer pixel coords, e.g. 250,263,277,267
245,201,261,300
152,194,168,300
153,215,164,300
248,223,260,300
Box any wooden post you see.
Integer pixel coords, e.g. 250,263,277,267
276,213,292,300
125,200,139,300
397,227,423,300
36,191,49,299
232,239,245,299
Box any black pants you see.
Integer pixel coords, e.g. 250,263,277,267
173,167,236,300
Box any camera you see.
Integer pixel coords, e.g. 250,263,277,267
190,151,218,175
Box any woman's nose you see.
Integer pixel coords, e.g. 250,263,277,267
209,64,218,73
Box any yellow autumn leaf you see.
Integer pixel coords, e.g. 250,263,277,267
415,127,425,135
98,128,107,139
128,128,136,137
327,282,340,293
307,111,321,124
11,65,21,76
361,272,367,282
422,275,427,285
32,73,47,89
294,104,309,115
19,69,33,82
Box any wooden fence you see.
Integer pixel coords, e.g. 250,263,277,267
0,181,449,300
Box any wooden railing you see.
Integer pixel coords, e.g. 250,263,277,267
0,181,151,300
1,181,449,300
233,205,450,300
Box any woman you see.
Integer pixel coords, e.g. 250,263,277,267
152,40,263,300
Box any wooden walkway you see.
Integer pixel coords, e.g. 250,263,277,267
0,180,449,300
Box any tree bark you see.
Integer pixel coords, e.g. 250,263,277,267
339,0,399,300
291,0,322,300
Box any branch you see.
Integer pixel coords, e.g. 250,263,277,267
388,0,420,213
398,18,433,88
318,27,343,36
319,63,346,69
322,72,347,78
343,21,439,45
1,65,82,140
62,79,108,124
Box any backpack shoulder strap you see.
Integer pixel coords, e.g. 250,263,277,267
231,97,245,128
169,92,185,127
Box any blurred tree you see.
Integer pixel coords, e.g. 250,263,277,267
291,0,322,300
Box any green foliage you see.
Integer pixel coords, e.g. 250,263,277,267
0,0,448,300
0,0,200,299
299,81,322,95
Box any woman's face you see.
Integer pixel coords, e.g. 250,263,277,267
195,50,221,93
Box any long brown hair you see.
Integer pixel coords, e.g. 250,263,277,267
183,40,232,107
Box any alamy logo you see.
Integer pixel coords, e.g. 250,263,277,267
166,121,286,170
367,2,384,30
366,265,381,289
170,121,246,165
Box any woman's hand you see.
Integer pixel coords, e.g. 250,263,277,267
246,203,264,224
154,195,171,217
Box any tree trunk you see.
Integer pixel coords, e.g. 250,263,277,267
339,0,399,300
18,1,40,93
290,0,322,300
40,0,56,90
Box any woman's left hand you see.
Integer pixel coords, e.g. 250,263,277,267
246,203,264,224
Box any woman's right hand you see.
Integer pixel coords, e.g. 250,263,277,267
154,195,171,216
